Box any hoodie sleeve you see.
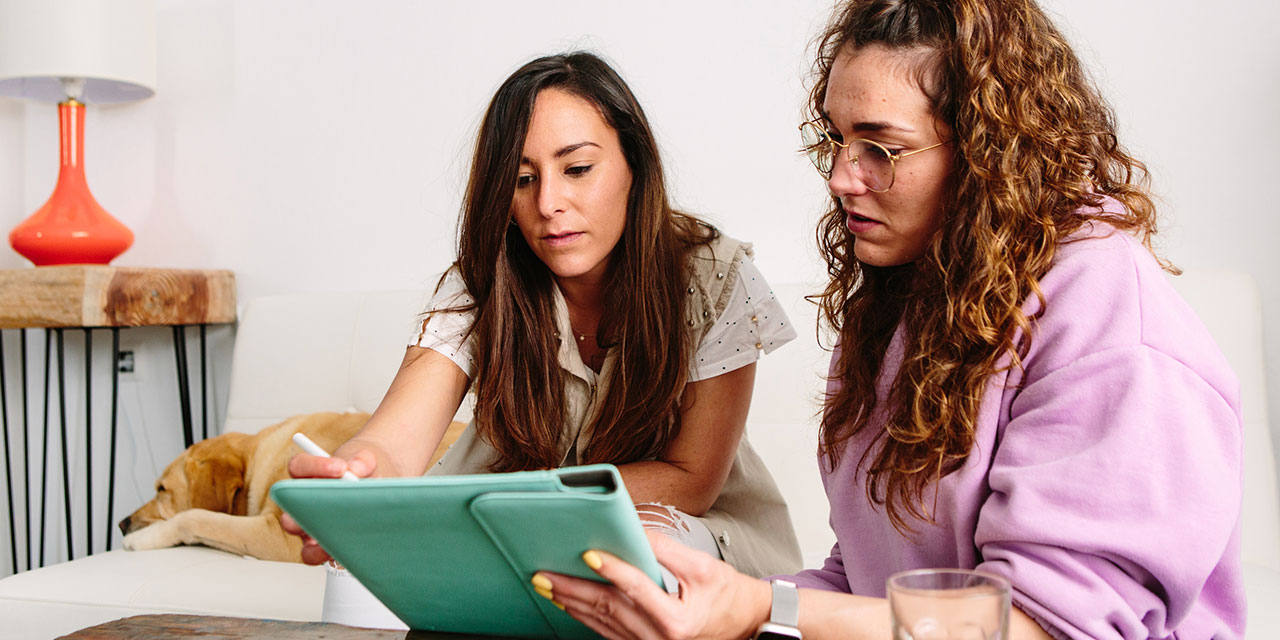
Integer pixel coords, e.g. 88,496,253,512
786,541,852,593
973,342,1244,639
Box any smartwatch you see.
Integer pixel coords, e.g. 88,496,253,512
755,579,802,639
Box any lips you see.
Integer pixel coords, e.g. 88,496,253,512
845,211,881,234
542,231,584,247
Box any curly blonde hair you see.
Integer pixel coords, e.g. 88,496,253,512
809,0,1169,533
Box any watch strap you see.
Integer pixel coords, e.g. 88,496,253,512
770,579,800,627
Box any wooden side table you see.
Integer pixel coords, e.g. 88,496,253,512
0,266,235,575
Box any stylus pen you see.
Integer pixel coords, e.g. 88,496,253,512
292,433,360,481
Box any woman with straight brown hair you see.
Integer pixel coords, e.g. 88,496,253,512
284,51,802,580
536,1,1245,638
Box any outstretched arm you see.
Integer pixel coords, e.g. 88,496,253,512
281,345,469,564
334,345,470,477
285,346,468,481
617,363,755,516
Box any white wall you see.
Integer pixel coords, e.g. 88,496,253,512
0,0,1276,574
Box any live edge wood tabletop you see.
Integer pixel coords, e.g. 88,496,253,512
0,265,236,329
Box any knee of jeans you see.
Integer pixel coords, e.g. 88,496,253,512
635,502,694,535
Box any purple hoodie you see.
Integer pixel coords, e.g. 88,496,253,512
790,214,1245,638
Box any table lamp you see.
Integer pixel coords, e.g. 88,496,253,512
0,0,157,266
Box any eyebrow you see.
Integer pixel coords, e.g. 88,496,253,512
850,121,916,134
522,141,600,163
818,112,917,135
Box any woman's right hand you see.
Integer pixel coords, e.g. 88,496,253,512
277,346,469,564
279,449,379,565
538,530,772,640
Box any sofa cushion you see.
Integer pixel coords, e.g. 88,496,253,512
0,546,324,637
222,290,468,435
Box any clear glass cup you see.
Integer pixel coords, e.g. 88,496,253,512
887,569,1011,640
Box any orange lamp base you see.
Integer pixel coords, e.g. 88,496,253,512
9,100,134,266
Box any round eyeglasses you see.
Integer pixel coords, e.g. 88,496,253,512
799,120,947,193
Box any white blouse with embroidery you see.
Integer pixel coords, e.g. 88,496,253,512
409,257,795,382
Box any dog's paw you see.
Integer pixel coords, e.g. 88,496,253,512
122,520,183,551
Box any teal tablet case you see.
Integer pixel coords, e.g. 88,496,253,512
270,464,663,638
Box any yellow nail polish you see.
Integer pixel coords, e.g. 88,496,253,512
552,600,566,610
583,550,603,570
535,586,554,601
531,573,553,591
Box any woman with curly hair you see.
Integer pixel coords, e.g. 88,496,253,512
537,1,1245,638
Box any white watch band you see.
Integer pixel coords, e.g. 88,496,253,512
770,579,800,627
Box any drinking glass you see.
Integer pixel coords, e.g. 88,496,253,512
887,569,1011,640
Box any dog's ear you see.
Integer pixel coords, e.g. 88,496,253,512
186,448,247,514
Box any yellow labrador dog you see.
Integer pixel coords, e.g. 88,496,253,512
120,412,466,562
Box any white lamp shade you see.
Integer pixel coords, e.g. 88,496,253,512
0,0,156,104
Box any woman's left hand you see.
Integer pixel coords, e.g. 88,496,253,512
536,530,772,640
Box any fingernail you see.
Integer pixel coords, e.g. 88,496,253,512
583,550,603,570
535,586,554,601
552,600,566,610
531,573,553,591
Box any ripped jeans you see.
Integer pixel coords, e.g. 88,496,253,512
635,502,723,593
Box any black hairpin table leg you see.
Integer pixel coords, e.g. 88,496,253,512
82,330,93,555
200,324,208,442
104,329,120,551
172,326,194,450
21,330,30,571
56,329,72,562
1,331,16,574
38,329,51,568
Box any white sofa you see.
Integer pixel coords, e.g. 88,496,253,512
0,274,1276,638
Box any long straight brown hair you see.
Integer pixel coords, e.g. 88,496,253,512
449,52,714,472
808,0,1164,533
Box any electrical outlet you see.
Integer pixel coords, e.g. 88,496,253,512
117,350,135,373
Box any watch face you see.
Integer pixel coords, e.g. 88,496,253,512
756,622,803,640
757,632,803,640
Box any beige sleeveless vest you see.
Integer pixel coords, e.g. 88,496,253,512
429,234,802,577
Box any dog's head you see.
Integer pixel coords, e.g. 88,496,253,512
118,432,252,536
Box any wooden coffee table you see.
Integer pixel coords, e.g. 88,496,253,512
59,614,482,639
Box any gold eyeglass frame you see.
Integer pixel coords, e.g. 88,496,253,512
799,120,946,193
